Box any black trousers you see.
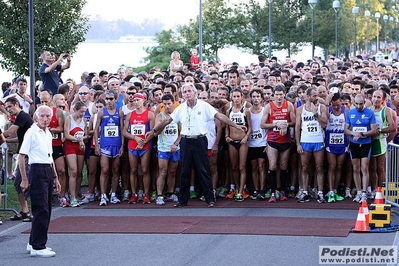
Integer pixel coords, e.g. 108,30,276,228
179,136,214,204
28,164,53,250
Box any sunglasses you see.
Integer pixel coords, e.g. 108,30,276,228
126,92,136,95
105,97,115,101
79,92,88,95
304,68,310,71
41,101,48,104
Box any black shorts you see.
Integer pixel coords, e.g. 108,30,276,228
268,141,291,152
52,146,64,161
248,146,266,160
349,142,371,159
89,148,99,157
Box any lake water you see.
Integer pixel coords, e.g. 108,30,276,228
0,41,320,87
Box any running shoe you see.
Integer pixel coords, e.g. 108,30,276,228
234,193,244,202
65,193,71,203
351,188,357,197
190,190,198,199
137,190,144,202
279,191,288,201
264,189,272,199
310,188,318,198
334,193,344,201
353,192,362,203
297,193,310,203
99,196,107,206
242,189,250,199
156,196,165,206
295,189,303,199
122,190,130,202
268,193,277,203
168,194,179,202
151,191,157,202
143,194,151,204
345,187,352,198
258,190,265,200
199,195,205,202
359,192,368,204
110,195,121,204
370,190,376,199
327,192,336,203
251,190,259,200
287,189,296,198
226,189,235,199
70,198,80,207
218,187,227,198
59,197,70,207
208,201,215,208
317,193,325,203
81,193,94,204
128,193,138,204
275,190,280,200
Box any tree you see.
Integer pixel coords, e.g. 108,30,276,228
0,0,89,77
136,29,191,72
179,0,235,60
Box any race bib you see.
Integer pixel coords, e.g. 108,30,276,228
329,133,344,144
164,124,178,136
130,124,145,135
352,127,367,132
250,129,263,140
104,126,119,137
306,122,318,134
273,120,287,131
73,131,84,142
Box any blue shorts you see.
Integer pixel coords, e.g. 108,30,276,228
129,148,149,157
326,146,347,156
100,145,121,158
300,142,324,153
157,150,180,162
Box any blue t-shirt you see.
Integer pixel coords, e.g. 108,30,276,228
38,63,62,95
345,108,376,144
100,107,122,148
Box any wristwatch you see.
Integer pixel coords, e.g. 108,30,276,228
153,128,157,133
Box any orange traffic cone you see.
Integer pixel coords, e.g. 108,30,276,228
353,207,368,232
374,187,384,204
362,201,369,226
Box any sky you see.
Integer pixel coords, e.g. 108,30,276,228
83,0,199,27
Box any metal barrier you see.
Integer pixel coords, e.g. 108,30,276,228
385,143,399,207
0,146,18,214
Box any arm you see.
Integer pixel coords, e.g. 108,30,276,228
49,109,65,134
171,122,182,154
316,104,328,128
145,115,173,140
93,111,103,155
260,104,275,130
3,124,19,138
295,106,303,152
119,108,125,154
44,54,65,73
63,116,76,142
386,108,398,143
143,111,156,144
288,102,296,128
212,119,222,156
380,107,396,135
153,113,162,137
18,153,29,192
61,54,71,71
215,112,246,132
240,109,252,144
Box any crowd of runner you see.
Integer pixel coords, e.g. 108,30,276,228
2,48,399,211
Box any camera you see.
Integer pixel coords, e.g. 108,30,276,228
63,54,69,59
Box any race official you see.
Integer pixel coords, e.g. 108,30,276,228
19,105,60,257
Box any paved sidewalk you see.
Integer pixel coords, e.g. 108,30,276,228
1,203,398,266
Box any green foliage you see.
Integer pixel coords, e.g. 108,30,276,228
0,0,89,77
138,30,191,72
179,0,235,60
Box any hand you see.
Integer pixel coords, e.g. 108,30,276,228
145,131,154,139
20,179,29,192
240,136,248,144
235,125,247,132
171,144,177,153
297,144,304,154
353,132,362,141
118,147,124,157
79,141,85,151
54,179,61,193
95,147,100,156
211,145,218,157
310,102,318,114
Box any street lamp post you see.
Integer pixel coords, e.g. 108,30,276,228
389,16,394,51
199,0,203,62
365,10,370,55
309,0,317,59
375,12,381,52
384,15,388,54
352,7,359,57
268,0,273,59
333,1,340,58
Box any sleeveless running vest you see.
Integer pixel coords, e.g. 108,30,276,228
249,107,267,147
128,109,150,150
100,107,122,148
300,104,324,143
50,107,62,147
267,100,291,143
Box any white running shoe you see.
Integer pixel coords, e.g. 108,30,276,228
110,195,120,204
156,196,165,205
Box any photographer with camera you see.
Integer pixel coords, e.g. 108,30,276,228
39,51,71,96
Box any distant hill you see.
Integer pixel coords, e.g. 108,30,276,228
85,17,165,41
